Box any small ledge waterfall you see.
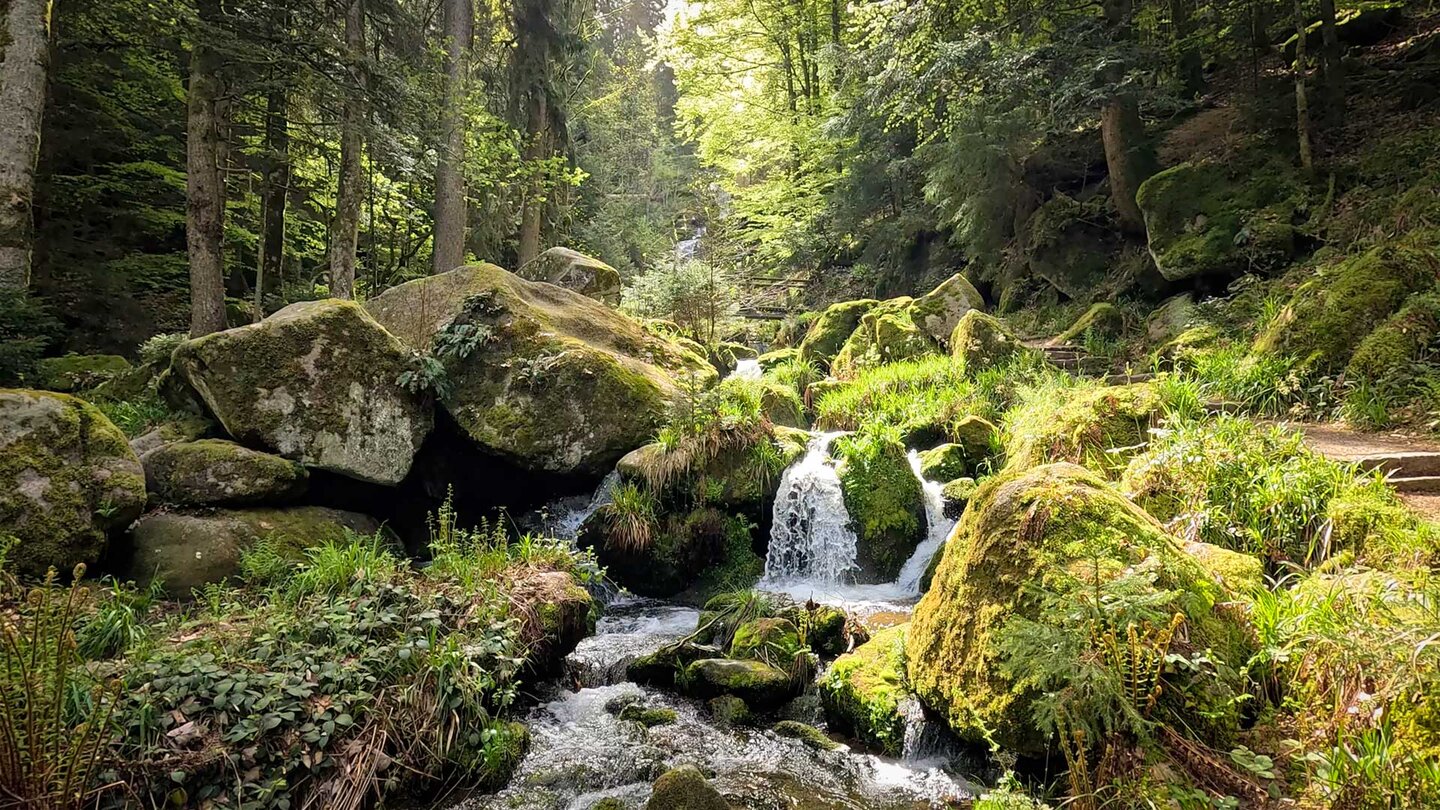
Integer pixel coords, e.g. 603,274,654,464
896,450,955,595
763,432,859,585
732,358,762,380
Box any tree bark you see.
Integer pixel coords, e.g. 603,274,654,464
1317,0,1344,127
1293,0,1315,171
1100,0,1156,236
1169,0,1204,96
257,85,290,314
517,93,548,268
330,0,365,299
433,0,472,274
0,0,55,292
187,0,228,337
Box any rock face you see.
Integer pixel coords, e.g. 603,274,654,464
122,506,386,593
517,246,623,306
906,463,1249,754
820,624,910,755
367,264,714,478
0,390,147,577
171,299,431,485
142,439,308,507
909,273,985,343
1022,194,1119,298
950,311,1029,373
798,299,879,369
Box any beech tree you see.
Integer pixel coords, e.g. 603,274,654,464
0,0,56,292
433,0,472,274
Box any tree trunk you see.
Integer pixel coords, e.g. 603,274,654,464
0,0,55,292
517,93,548,268
1293,0,1315,171
1317,0,1344,127
1169,0,1204,96
1100,0,1156,235
257,85,290,314
330,0,365,299
186,0,228,337
433,0,472,274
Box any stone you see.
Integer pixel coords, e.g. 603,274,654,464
171,299,431,485
1056,302,1126,344
1021,193,1120,299
367,264,714,478
707,695,753,727
834,428,925,582
143,439,308,507
35,354,132,393
756,347,799,371
798,299,879,369
1004,382,1164,476
645,765,729,810
0,390,147,578
511,568,597,675
950,311,1030,374
909,273,985,343
128,416,213,458
820,624,910,755
730,618,804,661
620,704,679,727
830,298,938,377
1144,294,1198,347
940,477,977,520
517,246,623,306
772,720,840,750
121,506,386,594
683,658,795,710
1347,292,1440,384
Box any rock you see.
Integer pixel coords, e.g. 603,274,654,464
820,624,909,755
683,658,795,710
142,439,308,507
918,444,967,482
830,298,938,377
620,704,679,727
517,247,623,306
798,299,879,369
756,347,799,371
906,463,1250,755
919,418,997,481
1136,158,1304,281
1346,291,1440,384
1056,302,1125,344
88,359,163,402
1144,294,1198,347
730,618,804,661
1183,541,1264,595
511,568,597,675
128,416,213,457
645,765,729,810
909,273,985,343
721,341,758,360
1021,193,1120,299
1253,242,1435,370
121,506,386,594
940,477,977,520
628,641,713,689
772,720,840,751
583,506,753,598
367,265,713,478
707,695,754,726
787,603,848,657
0,390,147,578
835,428,925,582
950,311,1030,373
35,354,132,393
171,299,431,485
1005,382,1164,476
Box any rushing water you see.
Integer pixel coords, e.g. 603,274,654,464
526,471,621,541
732,358,763,380
896,451,956,594
763,432,859,586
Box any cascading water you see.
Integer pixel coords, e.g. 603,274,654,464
763,432,859,585
895,451,957,594
732,358,762,380
531,470,620,541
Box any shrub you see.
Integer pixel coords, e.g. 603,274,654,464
601,481,659,552
0,290,60,384
138,332,189,366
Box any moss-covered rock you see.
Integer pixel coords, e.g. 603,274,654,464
819,624,910,755
619,704,679,727
128,415,214,458
1056,303,1126,344
628,641,713,689
1022,193,1119,298
919,417,998,481
730,617,804,661
35,354,133,393
682,658,795,710
791,603,848,657
1345,291,1440,383
834,428,925,582
368,265,714,477
121,506,386,594
918,444,967,483
909,273,985,343
0,389,147,578
708,695,754,726
757,347,800,371
940,477,977,520
721,341,758,360
583,507,755,598
798,299,879,369
1144,294,1198,347
513,568,597,675
905,463,1250,754
830,298,937,377
645,765,729,810
950,311,1030,374
518,246,623,306
1137,158,1305,281
1183,540,1264,594
172,299,432,485
772,720,840,750
1004,382,1163,476
142,439,307,507
1253,243,1436,369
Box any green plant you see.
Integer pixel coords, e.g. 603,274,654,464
76,578,163,660
137,332,188,366
601,482,658,552
285,531,401,600
0,290,60,384
91,391,173,438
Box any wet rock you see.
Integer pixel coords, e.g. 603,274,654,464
518,246,623,306
683,658,795,711
834,428,925,583
707,695,753,727
645,765,730,810
730,618,804,661
142,439,308,507
798,299,879,370
0,389,146,577
820,625,909,756
940,477,977,520
620,705,679,727
1056,302,1126,344
772,720,840,751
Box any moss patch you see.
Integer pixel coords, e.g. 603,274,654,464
820,624,910,755
831,298,938,377
1004,382,1163,476
772,720,840,751
1346,291,1440,383
36,353,133,393
1056,302,1125,344
142,439,308,507
835,427,925,582
951,311,1030,374
798,299,879,369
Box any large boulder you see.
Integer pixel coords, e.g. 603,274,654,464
517,246,623,306
142,439,308,507
830,298,938,377
835,428,925,582
1347,291,1440,384
798,299,879,369
1004,382,1164,476
1021,193,1119,298
909,273,985,343
121,506,386,593
906,463,1250,755
367,264,715,478
171,300,431,485
820,624,911,755
0,390,147,577
950,311,1030,374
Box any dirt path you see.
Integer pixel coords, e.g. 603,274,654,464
1284,423,1440,520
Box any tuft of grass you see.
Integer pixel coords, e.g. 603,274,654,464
76,577,164,660
601,481,659,552
285,531,402,600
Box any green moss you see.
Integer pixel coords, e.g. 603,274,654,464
707,695,753,726
1021,193,1117,298
909,273,985,342
922,416,1000,479
819,624,909,755
143,438,308,507
721,341,758,360
940,477,977,510
757,347,800,370
1253,243,1435,369
619,705,679,727
834,426,924,581
918,444,968,482
1055,302,1125,344
1181,540,1264,594
730,617,804,661
798,299,880,369
1004,381,1163,476
683,658,794,710
950,311,1029,374
906,463,1249,754
772,720,840,751
1346,291,1440,383
831,298,938,377
645,765,729,810
1136,157,1304,281
35,353,132,393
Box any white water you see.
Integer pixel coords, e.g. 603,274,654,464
732,358,762,379
896,450,956,594
533,470,621,541
763,432,859,586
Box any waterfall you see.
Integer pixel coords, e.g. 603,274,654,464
763,432,859,585
732,358,762,380
894,451,957,594
542,471,621,541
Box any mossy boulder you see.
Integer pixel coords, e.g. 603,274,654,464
1345,291,1440,384
582,507,753,598
1182,541,1264,595
121,506,386,594
0,390,147,578
171,299,431,485
918,444,968,483
1056,303,1125,344
950,311,1030,373
35,354,132,393
730,617,804,661
721,341,758,360
919,417,998,481
682,658,795,710
905,463,1249,755
367,265,714,477
512,568,597,675
628,641,713,689
1254,243,1436,369
834,429,925,582
142,439,308,507
1144,294,1198,347
819,624,910,755
1022,193,1119,298
772,720,840,751
940,477,977,520
518,246,623,306
1136,158,1305,281
909,273,985,343
1004,382,1163,476
620,704,678,727
798,299,879,369
757,347,799,371
831,298,938,377
708,695,754,726
790,603,848,656
645,765,730,810
128,415,214,458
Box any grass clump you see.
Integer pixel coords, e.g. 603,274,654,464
1002,378,1164,476
815,354,1006,442
834,423,924,580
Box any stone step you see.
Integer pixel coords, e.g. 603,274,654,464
1102,372,1155,385
1357,452,1440,478
1390,476,1440,494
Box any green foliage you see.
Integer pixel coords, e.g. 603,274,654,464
602,482,660,552
0,291,61,384
90,389,174,438
137,332,188,366
76,578,164,660
834,423,923,577
622,259,738,344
